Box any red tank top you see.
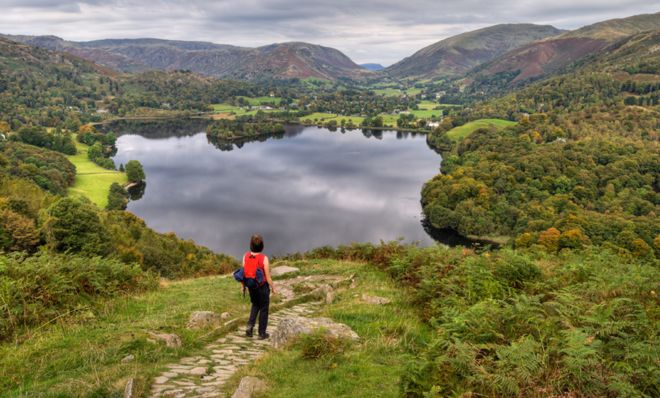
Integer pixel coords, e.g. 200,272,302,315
243,252,265,277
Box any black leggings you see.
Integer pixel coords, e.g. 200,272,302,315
247,283,270,336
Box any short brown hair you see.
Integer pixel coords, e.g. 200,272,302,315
250,234,264,253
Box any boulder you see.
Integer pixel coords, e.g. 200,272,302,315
231,376,267,398
272,316,359,349
270,266,300,278
148,332,182,348
362,294,391,305
186,311,222,329
311,284,334,304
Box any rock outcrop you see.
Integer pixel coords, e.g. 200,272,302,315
186,311,223,329
231,376,267,398
270,265,300,277
272,316,359,349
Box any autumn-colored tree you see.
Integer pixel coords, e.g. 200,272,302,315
514,232,536,248
538,227,561,252
0,209,39,251
0,121,10,134
559,228,591,249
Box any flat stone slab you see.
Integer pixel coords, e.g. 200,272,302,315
270,266,300,277
272,316,359,349
189,367,208,376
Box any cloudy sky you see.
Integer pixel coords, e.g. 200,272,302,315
0,1,658,65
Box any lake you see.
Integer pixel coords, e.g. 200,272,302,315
112,121,446,259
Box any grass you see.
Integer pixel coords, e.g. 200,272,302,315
446,118,517,141
0,259,428,397
237,96,282,106
226,259,429,398
210,103,282,119
409,109,442,119
210,103,249,116
66,139,127,208
0,275,253,397
300,113,365,126
373,88,402,97
417,100,439,110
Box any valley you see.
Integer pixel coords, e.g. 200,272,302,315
0,8,658,398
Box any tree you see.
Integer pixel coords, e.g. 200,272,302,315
106,182,129,211
125,160,145,183
0,209,39,251
42,197,110,256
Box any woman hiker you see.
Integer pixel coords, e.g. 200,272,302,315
243,234,275,339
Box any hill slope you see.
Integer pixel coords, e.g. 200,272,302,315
474,12,660,85
385,24,563,79
1,35,368,81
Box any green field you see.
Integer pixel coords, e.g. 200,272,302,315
211,103,248,115
237,96,282,106
373,88,402,96
417,100,439,110
410,109,442,119
300,112,365,126
445,118,517,141
67,140,127,208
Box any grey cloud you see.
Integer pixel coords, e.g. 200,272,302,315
0,0,657,65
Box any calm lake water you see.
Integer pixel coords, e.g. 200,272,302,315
112,122,444,259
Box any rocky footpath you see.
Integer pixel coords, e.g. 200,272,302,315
146,270,356,398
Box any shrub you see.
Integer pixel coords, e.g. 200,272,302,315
0,209,39,251
538,227,561,252
297,329,352,361
0,252,157,339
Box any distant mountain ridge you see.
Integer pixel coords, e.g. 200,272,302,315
1,35,369,81
473,12,660,85
385,24,565,79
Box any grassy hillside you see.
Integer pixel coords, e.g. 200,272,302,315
0,257,428,397
473,12,660,86
67,139,127,208
386,24,563,79
228,258,428,398
445,118,517,141
0,275,249,397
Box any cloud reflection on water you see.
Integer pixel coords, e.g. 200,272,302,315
113,126,441,259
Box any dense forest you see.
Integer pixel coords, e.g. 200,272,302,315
422,31,659,260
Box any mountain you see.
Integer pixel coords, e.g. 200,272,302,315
385,24,564,79
360,63,385,71
474,12,660,85
1,35,369,81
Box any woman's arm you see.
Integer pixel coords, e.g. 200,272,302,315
263,256,275,293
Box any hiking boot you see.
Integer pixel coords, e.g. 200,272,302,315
246,326,254,337
258,333,269,340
